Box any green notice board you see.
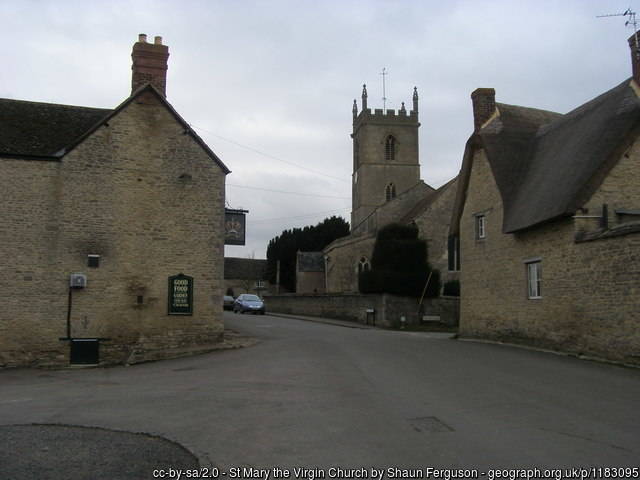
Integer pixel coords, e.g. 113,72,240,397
168,274,193,315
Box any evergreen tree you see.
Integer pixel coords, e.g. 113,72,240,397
359,223,440,297
266,216,349,292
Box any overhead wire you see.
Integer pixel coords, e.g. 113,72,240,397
247,207,351,225
192,124,351,226
226,183,350,200
190,124,349,183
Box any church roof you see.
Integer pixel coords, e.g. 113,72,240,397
452,78,640,234
398,177,457,225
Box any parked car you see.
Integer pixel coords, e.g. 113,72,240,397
223,295,235,311
233,294,265,315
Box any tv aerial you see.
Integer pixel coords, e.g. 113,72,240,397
597,7,639,57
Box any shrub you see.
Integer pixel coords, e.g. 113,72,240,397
359,223,440,298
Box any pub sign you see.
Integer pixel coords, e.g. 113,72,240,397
225,209,248,246
168,274,193,315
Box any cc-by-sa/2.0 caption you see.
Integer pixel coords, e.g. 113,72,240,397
153,466,640,480
153,467,442,480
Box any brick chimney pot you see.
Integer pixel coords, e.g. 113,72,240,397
629,34,640,84
471,88,496,133
131,34,169,97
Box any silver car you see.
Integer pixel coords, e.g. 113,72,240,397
233,294,266,315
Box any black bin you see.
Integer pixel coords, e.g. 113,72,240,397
70,339,99,365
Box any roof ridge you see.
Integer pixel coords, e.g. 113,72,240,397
0,97,112,112
536,78,633,139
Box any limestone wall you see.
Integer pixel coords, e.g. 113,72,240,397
459,147,640,365
413,178,460,286
0,91,226,367
264,293,459,328
324,233,377,293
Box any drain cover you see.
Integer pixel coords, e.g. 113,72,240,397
408,416,453,433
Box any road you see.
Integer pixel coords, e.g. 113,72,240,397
1,311,639,474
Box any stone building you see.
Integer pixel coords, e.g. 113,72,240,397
296,251,326,294
224,257,269,298
0,34,230,367
449,35,640,365
323,85,459,293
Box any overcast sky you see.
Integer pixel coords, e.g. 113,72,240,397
1,0,636,258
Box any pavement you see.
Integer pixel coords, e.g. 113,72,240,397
0,312,374,480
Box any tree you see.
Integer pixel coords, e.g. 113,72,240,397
359,223,440,297
266,216,349,292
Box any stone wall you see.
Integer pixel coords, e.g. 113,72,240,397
413,178,460,286
459,147,640,365
264,293,459,328
296,271,326,294
324,232,376,293
0,91,227,368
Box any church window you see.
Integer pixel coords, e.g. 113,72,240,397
354,140,360,169
358,257,370,274
385,183,396,202
385,135,396,161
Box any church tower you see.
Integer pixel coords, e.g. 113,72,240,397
350,85,421,234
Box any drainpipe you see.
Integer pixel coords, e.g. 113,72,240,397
66,287,73,338
601,204,609,229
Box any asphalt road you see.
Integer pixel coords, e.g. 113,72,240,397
1,311,639,477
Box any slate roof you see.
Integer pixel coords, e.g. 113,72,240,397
0,98,111,159
398,177,457,225
452,78,640,234
0,84,230,174
297,251,325,272
224,257,268,280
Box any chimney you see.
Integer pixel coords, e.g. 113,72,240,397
131,33,170,97
629,34,640,84
471,88,496,132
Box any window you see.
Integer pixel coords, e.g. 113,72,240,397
385,183,396,202
354,140,360,169
358,257,370,274
476,215,485,239
385,135,396,161
526,261,541,299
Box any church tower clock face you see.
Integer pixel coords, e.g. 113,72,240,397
350,84,421,233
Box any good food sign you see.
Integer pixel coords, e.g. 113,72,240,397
168,274,193,315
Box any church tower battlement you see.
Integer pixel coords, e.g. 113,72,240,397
350,85,421,234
